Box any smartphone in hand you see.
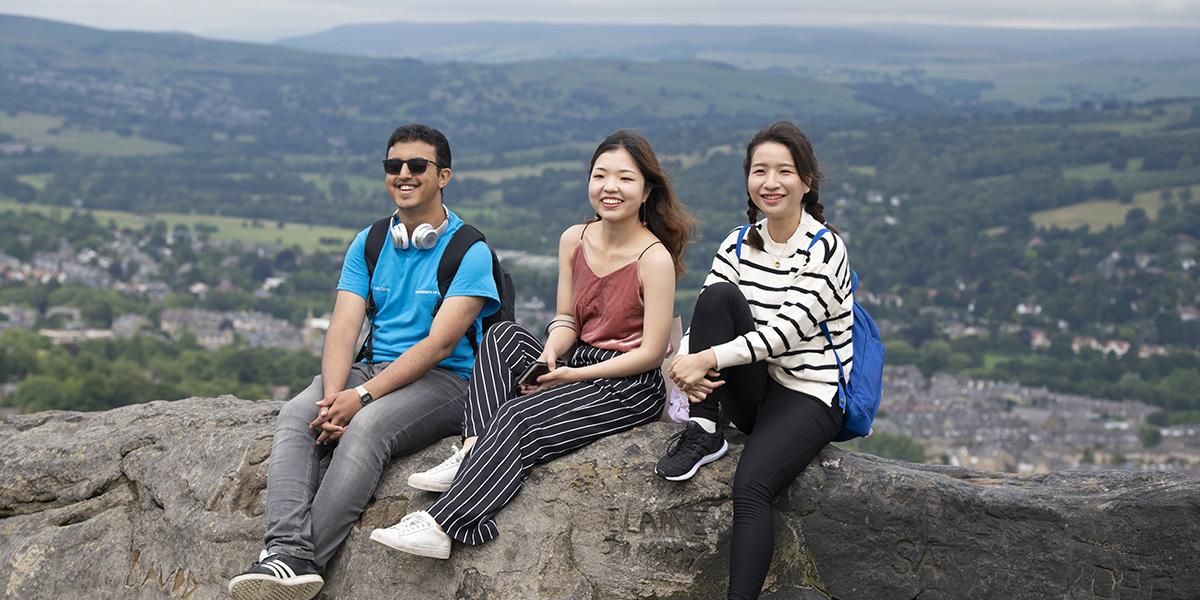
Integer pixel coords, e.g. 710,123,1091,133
517,361,550,387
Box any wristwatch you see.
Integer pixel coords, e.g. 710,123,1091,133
355,385,374,406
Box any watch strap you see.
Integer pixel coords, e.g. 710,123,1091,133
355,385,373,406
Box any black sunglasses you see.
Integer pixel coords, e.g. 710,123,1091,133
382,157,441,175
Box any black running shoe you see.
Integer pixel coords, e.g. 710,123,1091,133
655,421,729,481
227,553,324,600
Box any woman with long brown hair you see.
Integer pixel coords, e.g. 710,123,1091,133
370,129,694,558
656,121,854,599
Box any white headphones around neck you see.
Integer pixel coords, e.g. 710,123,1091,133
390,208,449,250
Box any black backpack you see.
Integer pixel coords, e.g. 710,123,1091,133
355,216,516,362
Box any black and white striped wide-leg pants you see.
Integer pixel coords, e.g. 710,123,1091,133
428,321,664,545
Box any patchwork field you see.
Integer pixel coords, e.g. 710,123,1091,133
0,112,181,156
0,199,356,253
1031,185,1200,232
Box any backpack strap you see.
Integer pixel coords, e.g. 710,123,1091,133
808,228,847,411
807,228,858,293
356,216,393,363
734,224,752,259
436,224,487,353
805,227,830,252
820,322,848,412
437,225,485,300
364,216,391,278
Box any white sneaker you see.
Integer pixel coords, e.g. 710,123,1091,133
407,445,467,492
370,511,452,559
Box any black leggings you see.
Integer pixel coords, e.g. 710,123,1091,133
688,282,843,600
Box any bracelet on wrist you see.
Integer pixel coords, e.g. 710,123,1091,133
545,317,576,335
547,323,577,335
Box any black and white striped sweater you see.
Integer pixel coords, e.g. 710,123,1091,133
702,211,855,406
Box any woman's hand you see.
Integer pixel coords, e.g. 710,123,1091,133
534,365,578,389
669,349,719,388
537,345,558,372
682,377,725,404
669,350,724,403
520,346,561,395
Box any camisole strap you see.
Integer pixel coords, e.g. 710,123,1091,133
637,240,663,261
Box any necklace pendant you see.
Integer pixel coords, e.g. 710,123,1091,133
774,260,781,267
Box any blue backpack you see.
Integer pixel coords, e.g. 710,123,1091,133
735,224,884,441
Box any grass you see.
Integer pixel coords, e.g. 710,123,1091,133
298,173,380,195
1031,185,1200,232
1069,121,1164,136
457,160,583,183
982,353,1007,370
16,173,51,191
500,60,877,118
212,132,257,143
1062,158,1145,182
923,62,1200,108
661,144,737,170
459,142,596,168
0,112,181,156
0,199,357,253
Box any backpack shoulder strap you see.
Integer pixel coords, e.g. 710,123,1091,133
356,215,393,364
364,216,391,278
438,224,486,299
734,224,752,259
805,228,859,294
808,226,845,409
820,321,848,412
805,227,830,252
436,224,490,355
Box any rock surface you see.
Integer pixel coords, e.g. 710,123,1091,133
1,397,1196,599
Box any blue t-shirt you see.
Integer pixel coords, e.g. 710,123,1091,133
337,209,500,379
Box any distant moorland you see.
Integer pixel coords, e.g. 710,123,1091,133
0,14,1197,422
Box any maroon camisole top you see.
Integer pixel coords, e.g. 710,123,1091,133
572,235,659,353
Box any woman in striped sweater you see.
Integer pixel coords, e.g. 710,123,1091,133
368,129,694,559
656,121,854,600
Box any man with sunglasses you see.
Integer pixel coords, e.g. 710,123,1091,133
229,124,499,600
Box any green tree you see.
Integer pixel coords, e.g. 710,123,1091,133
917,340,955,376
843,431,926,463
5,375,77,412
885,339,917,365
1138,425,1163,448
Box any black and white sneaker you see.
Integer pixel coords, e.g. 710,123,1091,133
227,553,324,600
655,421,729,481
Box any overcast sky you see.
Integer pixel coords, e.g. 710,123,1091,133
3,0,1198,42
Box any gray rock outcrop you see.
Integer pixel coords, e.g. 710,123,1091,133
1,397,1196,599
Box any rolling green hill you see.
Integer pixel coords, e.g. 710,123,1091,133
0,14,877,162
1,15,1198,414
277,21,1200,110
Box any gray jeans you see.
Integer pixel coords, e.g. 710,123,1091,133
263,362,466,568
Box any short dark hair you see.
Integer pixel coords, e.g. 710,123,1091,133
386,124,451,169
